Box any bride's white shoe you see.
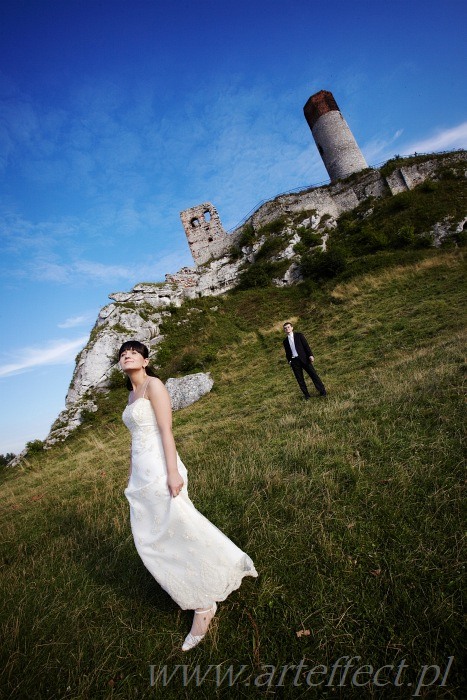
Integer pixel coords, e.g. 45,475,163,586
182,603,217,651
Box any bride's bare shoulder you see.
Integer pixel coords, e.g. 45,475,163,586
147,376,167,394
146,376,171,414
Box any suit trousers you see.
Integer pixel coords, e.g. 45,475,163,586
290,357,326,396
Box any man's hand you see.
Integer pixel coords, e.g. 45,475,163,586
310,355,314,363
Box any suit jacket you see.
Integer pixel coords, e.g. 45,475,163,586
283,332,313,364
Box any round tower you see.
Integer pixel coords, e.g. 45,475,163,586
303,90,368,182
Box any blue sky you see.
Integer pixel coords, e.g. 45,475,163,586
1,0,466,455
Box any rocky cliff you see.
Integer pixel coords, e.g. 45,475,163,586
36,151,467,451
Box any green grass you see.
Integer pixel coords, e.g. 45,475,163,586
329,174,466,257
379,151,465,177
1,250,465,699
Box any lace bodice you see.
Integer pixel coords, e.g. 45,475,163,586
122,398,160,454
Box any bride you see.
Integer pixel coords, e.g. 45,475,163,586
119,341,257,651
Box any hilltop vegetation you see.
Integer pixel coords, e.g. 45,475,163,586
1,239,465,697
234,156,466,291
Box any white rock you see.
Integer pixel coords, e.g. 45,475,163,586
166,373,214,410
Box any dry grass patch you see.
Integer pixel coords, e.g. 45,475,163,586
331,251,464,302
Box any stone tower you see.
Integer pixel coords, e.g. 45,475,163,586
304,90,368,182
180,202,229,266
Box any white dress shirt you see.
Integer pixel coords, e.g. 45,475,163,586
288,333,298,358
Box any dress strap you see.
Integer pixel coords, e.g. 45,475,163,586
142,377,151,399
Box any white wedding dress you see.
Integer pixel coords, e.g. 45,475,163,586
123,397,257,610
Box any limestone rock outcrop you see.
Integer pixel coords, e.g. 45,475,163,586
30,151,465,456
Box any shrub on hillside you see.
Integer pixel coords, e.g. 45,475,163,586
107,367,126,389
451,226,467,247
291,208,317,224
178,350,200,372
236,259,290,290
168,348,215,375
237,261,275,289
419,180,438,192
329,173,467,256
301,247,347,280
293,241,307,255
237,223,256,248
389,223,416,248
386,191,411,213
229,223,256,260
255,235,288,261
26,439,45,455
437,166,464,181
255,216,289,238
300,229,322,248
293,227,322,255
353,224,388,253
80,407,98,426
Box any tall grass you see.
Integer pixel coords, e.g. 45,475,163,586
1,250,465,699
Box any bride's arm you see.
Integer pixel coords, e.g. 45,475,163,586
146,377,184,497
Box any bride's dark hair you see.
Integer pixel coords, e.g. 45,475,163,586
118,340,159,390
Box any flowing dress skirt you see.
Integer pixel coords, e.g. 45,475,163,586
123,398,257,610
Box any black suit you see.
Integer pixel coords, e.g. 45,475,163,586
283,332,326,397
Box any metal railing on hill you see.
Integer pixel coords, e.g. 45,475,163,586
226,149,464,233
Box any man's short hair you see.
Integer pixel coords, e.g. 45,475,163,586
283,321,293,328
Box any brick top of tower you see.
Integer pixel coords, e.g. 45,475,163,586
303,90,340,129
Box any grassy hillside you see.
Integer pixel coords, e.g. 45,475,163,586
1,248,465,699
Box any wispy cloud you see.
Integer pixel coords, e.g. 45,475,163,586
1,74,328,248
27,251,192,286
158,78,329,228
73,260,140,282
0,209,82,258
405,122,467,154
363,129,404,165
58,313,94,329
362,122,467,169
0,337,88,378
0,200,192,286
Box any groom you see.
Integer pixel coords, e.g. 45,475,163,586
282,322,327,399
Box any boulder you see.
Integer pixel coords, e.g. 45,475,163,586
166,373,214,410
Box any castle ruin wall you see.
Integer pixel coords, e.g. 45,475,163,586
180,202,231,266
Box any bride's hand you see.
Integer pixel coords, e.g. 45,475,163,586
167,471,184,498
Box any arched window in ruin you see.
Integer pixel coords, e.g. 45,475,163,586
204,210,211,222
191,217,200,228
